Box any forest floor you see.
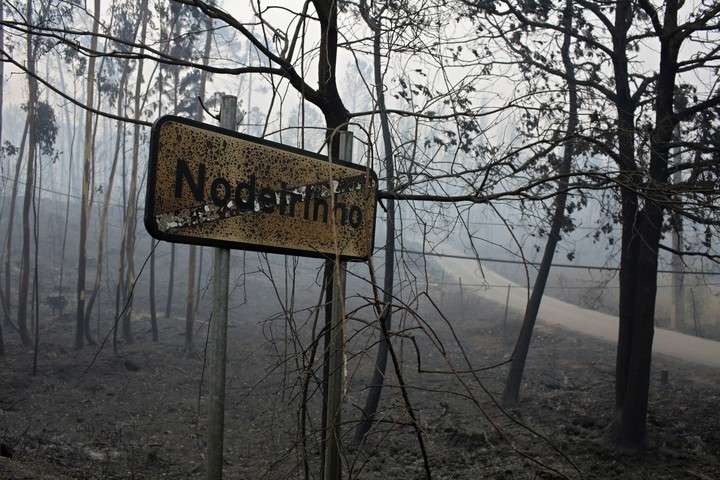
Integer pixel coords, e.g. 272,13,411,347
1,286,719,480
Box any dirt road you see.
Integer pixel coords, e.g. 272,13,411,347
437,247,720,368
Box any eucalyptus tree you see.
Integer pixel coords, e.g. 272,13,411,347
156,1,205,321
85,0,145,333
0,0,96,348
121,0,151,344
17,0,42,347
2,119,28,330
352,0,437,446
471,0,720,449
183,10,214,354
75,0,102,349
55,51,83,305
500,0,580,406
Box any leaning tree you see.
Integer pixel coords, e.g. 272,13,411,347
472,0,720,448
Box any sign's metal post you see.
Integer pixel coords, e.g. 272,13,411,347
323,132,353,480
144,111,376,479
207,95,237,480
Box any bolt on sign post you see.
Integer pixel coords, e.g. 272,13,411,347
144,106,377,480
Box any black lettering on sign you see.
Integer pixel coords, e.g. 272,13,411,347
279,183,288,215
210,177,231,207
334,203,348,225
303,186,313,220
235,175,256,211
287,192,301,217
175,159,205,201
258,187,276,213
171,164,368,230
313,198,328,223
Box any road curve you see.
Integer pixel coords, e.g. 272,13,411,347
437,247,720,369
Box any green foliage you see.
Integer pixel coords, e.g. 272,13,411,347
21,101,58,157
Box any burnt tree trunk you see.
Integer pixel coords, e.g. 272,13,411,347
56,58,77,297
184,15,214,353
613,0,681,448
354,2,396,445
502,0,578,406
85,64,131,326
312,2,351,478
17,0,38,347
2,118,28,328
75,0,101,349
114,112,128,354
122,0,150,344
165,10,182,320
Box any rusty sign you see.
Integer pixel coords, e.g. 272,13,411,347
144,116,378,261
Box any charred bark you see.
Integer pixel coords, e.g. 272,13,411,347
75,0,101,349
3,118,28,327
612,0,682,449
17,0,38,347
354,1,397,445
184,16,213,353
122,0,150,344
85,66,131,328
502,0,578,406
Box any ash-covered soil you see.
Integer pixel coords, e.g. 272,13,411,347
1,286,719,480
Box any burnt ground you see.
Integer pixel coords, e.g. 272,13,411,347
1,279,719,480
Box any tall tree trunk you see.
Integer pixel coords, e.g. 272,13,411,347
195,247,203,313
502,0,578,405
114,108,129,354
670,126,684,330
114,222,126,352
610,0,642,449
75,0,101,349
150,246,158,340
56,59,78,296
85,65,129,324
81,51,110,341
613,2,680,448
164,9,183,320
313,3,350,478
150,18,167,342
3,118,28,327
17,0,38,347
184,15,213,353
165,244,176,318
122,0,150,344
354,5,396,445
31,144,41,374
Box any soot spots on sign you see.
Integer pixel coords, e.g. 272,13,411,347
153,121,376,258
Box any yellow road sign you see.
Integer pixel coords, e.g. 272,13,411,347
145,116,377,261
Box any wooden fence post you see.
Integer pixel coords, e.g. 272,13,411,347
503,285,511,338
458,277,464,319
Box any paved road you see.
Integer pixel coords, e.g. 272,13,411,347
438,247,720,369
